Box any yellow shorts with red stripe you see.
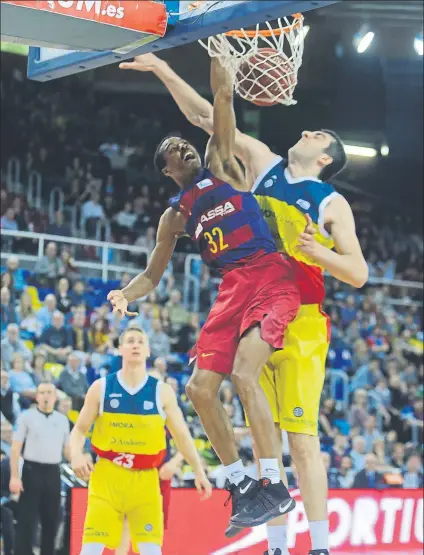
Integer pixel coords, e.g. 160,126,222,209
259,304,330,436
83,458,163,550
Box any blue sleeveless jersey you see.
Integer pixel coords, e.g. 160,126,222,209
101,372,164,417
169,168,276,273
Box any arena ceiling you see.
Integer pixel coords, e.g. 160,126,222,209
88,1,423,99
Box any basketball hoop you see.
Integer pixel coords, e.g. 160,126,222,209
199,14,305,106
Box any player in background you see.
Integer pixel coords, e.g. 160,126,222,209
115,368,184,555
70,327,211,555
108,57,301,531
119,54,368,555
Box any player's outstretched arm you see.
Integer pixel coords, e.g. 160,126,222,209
297,197,368,288
119,54,277,180
206,58,247,189
69,380,101,481
107,208,185,317
161,382,212,499
120,54,214,134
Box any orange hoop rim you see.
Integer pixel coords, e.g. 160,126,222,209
224,13,303,38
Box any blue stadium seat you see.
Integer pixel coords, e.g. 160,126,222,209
38,288,55,301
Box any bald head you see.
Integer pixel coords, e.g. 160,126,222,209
45,294,57,311
52,310,64,328
353,436,366,454
365,453,378,472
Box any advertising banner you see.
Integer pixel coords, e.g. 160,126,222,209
70,488,423,555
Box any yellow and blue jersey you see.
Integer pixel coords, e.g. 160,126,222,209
91,371,167,469
252,156,340,304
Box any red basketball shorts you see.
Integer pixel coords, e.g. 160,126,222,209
160,479,171,529
190,252,300,374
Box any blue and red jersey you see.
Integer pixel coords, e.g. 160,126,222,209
169,168,276,273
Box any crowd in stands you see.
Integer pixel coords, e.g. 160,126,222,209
1,243,423,490
1,63,423,492
2,62,423,268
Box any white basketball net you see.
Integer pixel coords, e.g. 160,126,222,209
199,14,305,106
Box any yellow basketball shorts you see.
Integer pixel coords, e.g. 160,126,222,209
259,304,330,436
83,458,163,550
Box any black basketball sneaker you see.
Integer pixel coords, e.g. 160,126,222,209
230,478,295,528
263,550,282,555
309,551,330,555
224,476,260,538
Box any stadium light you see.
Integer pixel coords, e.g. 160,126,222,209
356,31,375,54
380,145,390,157
344,144,378,158
414,33,423,56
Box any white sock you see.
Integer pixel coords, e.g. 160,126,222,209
137,543,162,555
224,459,245,485
80,544,105,555
259,458,281,484
267,524,288,554
309,520,329,551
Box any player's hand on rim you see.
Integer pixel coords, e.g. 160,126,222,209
119,53,160,73
107,290,138,318
194,472,213,500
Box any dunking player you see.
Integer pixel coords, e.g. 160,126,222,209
70,327,212,555
108,57,301,531
119,54,368,555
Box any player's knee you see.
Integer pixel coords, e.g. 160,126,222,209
185,376,215,405
288,433,320,465
137,542,162,555
231,370,257,400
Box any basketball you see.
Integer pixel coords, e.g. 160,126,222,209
235,47,297,107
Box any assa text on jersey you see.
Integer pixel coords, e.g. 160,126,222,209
200,202,235,224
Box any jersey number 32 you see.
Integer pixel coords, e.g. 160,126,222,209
204,226,229,254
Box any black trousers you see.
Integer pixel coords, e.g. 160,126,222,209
1,503,15,555
15,461,61,555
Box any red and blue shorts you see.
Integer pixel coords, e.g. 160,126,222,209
190,252,300,374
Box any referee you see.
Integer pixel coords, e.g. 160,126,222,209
9,382,70,555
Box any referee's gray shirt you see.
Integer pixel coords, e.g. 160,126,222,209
13,408,70,464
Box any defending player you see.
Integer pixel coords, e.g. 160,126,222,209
108,57,301,530
118,54,368,555
70,327,212,555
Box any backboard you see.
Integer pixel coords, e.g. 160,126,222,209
20,0,340,81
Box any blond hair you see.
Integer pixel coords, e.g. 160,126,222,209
118,326,148,345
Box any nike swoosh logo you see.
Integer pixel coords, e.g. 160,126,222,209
201,353,214,358
279,499,293,513
239,481,252,494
